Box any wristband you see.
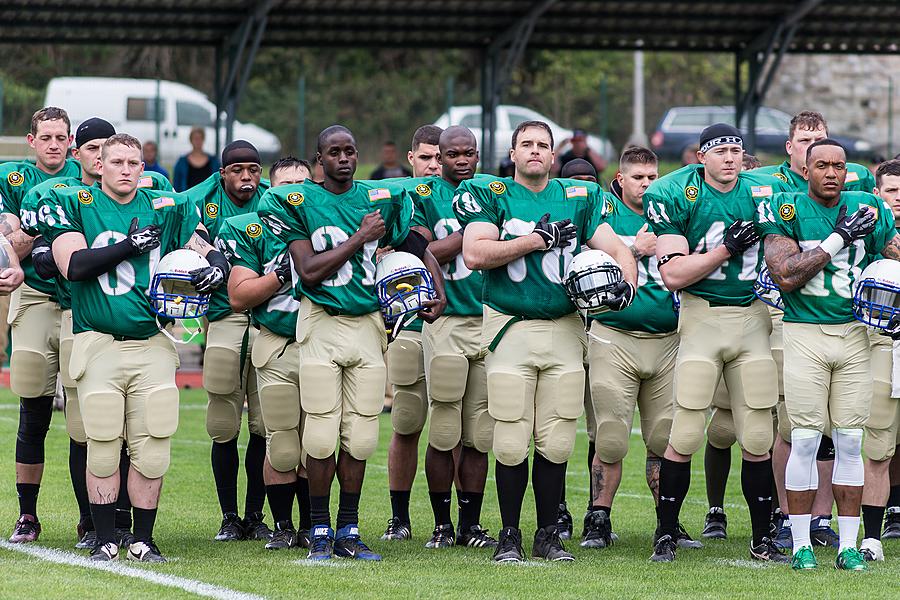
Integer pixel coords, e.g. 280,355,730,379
819,233,844,258
658,252,685,267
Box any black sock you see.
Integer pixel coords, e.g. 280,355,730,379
533,453,567,530
888,484,900,508
16,483,39,517
68,440,91,526
496,459,528,529
309,494,330,528
430,491,452,527
389,490,411,524
91,503,116,545
586,441,596,505
862,505,885,540
243,433,267,515
116,446,132,529
266,483,295,525
211,439,239,515
599,505,612,516
457,491,484,531
704,442,731,509
296,477,311,530
132,507,157,542
741,458,774,546
657,458,691,537
336,491,361,530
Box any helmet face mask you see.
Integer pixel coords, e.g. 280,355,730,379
563,250,623,315
853,260,900,329
753,267,783,311
375,252,436,339
149,249,211,320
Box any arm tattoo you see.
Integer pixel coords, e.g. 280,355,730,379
184,232,212,254
881,233,900,261
0,214,15,237
630,244,642,262
646,457,661,505
8,229,33,256
764,234,830,292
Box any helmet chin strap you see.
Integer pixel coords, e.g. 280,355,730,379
578,309,611,345
157,316,204,345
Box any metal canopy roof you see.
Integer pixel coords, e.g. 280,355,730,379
4,0,900,54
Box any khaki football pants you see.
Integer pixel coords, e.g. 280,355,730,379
59,309,85,443
253,326,304,472
387,329,428,435
8,284,60,398
865,330,899,461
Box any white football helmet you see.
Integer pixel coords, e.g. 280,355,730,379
375,251,436,340
853,259,900,329
563,249,623,315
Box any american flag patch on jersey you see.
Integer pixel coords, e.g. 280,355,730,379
566,186,588,198
751,185,773,197
137,176,153,188
152,196,175,210
368,188,391,201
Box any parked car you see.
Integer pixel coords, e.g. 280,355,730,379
434,104,616,166
650,105,873,160
44,77,282,163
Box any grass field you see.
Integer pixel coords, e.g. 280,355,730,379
0,388,897,599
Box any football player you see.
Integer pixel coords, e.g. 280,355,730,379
645,123,789,563
761,138,900,570
258,125,446,561
185,141,272,542
38,133,230,562
219,157,311,550
2,107,80,543
382,125,442,542
455,120,637,563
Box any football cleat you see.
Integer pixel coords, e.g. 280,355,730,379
791,545,817,570
214,512,244,542
860,538,884,562
556,503,574,540
532,525,574,562
810,515,839,548
835,547,868,571
456,524,498,548
701,507,727,539
307,525,334,561
773,522,793,550
115,527,135,548
650,533,677,562
676,522,703,549
76,529,98,550
425,524,455,549
242,512,273,541
493,527,525,563
381,517,412,541
90,541,119,562
127,540,166,563
580,509,613,549
265,521,297,550
296,529,311,549
882,506,900,539
334,524,381,561
749,537,790,563
770,509,785,537
8,515,41,543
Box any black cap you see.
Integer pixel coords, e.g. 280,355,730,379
699,123,742,153
221,140,260,167
560,158,597,180
572,128,588,139
75,118,116,148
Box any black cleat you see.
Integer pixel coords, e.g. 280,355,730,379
676,522,703,549
749,536,790,563
90,541,119,562
296,528,310,549
651,533,677,562
425,524,455,549
265,520,297,550
883,506,900,540
115,528,135,548
701,507,727,540
381,517,412,541
76,527,97,550
770,508,785,537
127,539,166,563
493,527,524,563
242,512,273,541
532,525,575,562
580,509,613,548
556,503,574,540
810,515,839,548
214,512,245,542
456,524,498,548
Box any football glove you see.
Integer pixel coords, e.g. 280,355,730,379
533,213,577,250
884,314,900,341
189,266,226,293
723,220,760,257
31,236,59,280
126,217,161,255
274,252,292,285
833,205,876,247
599,281,635,312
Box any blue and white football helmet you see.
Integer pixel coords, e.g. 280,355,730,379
853,259,900,329
753,266,783,311
149,249,210,343
375,251,436,341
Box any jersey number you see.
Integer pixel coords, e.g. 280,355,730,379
797,239,864,298
91,231,161,296
501,218,576,283
433,218,471,281
694,221,758,281
263,252,301,313
310,226,377,288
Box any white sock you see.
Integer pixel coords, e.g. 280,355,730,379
837,516,860,551
790,514,812,553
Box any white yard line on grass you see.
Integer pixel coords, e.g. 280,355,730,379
0,540,266,600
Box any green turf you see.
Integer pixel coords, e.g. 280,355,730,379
0,388,896,599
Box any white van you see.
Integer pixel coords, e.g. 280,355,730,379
44,77,281,164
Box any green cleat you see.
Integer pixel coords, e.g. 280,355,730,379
835,547,868,571
790,545,817,570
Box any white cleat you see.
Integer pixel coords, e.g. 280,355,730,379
127,540,166,563
860,538,884,562
89,541,119,562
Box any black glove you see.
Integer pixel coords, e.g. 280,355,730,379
723,220,760,257
126,217,161,255
833,205,876,247
31,236,59,280
190,266,226,293
600,281,635,312
274,252,292,285
533,213,577,250
884,314,900,341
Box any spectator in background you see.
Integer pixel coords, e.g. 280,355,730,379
369,141,412,179
742,153,762,170
681,143,700,166
553,129,607,178
173,127,220,191
142,140,170,181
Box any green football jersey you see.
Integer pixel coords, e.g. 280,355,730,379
0,159,81,297
408,176,483,317
184,173,271,322
758,191,896,324
37,186,200,339
643,164,789,306
217,212,299,339
592,193,677,334
257,180,413,316
454,176,605,319
753,160,875,193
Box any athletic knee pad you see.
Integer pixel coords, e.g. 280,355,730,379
87,439,123,478
535,419,577,464
205,395,241,443
594,419,630,463
386,336,423,386
706,408,736,450
390,384,427,435
674,360,718,411
15,396,54,464
130,436,171,479
817,434,835,461
466,409,494,454
832,428,864,487
428,354,469,403
268,429,301,472
302,413,339,460
645,417,673,459
343,414,379,461
668,407,707,456
493,421,530,466
735,358,778,409
428,403,462,452
738,408,774,456
785,428,821,492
